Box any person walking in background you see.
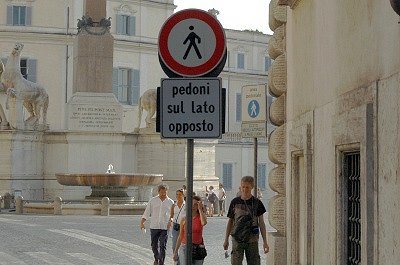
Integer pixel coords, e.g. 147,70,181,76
169,189,185,265
218,183,227,216
181,185,187,199
223,176,269,265
203,192,209,216
205,185,218,216
173,195,208,265
140,184,174,265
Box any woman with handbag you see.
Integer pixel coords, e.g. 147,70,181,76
173,195,207,265
169,189,185,265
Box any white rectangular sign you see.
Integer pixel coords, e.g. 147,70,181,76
160,78,222,139
241,84,267,138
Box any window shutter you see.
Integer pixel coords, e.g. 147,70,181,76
130,69,140,105
26,6,32,26
112,68,118,99
7,6,13,25
236,93,241,122
257,164,266,189
237,53,245,69
128,16,136,36
116,15,123,34
27,59,37,82
222,163,233,190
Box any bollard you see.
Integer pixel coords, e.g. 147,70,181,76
54,197,63,215
101,197,110,216
15,195,23,214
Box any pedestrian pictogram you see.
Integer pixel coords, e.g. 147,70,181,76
183,26,202,60
158,9,227,77
248,100,260,118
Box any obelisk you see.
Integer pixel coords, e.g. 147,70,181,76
67,0,122,132
84,0,106,23
73,0,113,94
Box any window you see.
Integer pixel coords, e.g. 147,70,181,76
343,152,361,265
236,93,241,122
257,163,267,189
265,57,272,72
116,15,136,36
7,5,32,26
237,53,244,69
222,163,233,190
112,68,140,105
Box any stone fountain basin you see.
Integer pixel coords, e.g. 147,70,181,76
56,173,163,187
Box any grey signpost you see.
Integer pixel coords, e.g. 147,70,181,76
158,9,226,264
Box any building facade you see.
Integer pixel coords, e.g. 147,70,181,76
268,0,400,264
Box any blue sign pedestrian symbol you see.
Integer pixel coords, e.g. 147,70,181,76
248,100,260,118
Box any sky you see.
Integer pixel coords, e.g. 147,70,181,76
174,0,272,35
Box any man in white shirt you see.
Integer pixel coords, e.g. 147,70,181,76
140,184,174,265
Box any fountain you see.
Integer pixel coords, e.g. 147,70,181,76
56,172,163,203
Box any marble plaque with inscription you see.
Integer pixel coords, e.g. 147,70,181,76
67,92,122,132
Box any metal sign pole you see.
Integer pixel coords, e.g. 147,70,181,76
254,137,258,197
186,139,194,264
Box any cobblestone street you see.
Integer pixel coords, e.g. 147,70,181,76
0,213,273,265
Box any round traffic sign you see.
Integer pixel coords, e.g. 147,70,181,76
158,9,227,77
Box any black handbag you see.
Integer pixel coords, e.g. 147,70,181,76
192,240,207,260
173,222,180,231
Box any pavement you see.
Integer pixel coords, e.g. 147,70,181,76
0,212,273,265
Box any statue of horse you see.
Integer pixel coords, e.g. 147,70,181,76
135,89,157,132
1,43,49,127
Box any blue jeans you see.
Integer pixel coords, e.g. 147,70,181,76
178,244,204,265
230,239,260,265
171,225,180,265
150,229,168,265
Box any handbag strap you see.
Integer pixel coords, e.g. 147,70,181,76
174,202,184,223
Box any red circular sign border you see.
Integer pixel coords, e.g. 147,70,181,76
159,9,226,77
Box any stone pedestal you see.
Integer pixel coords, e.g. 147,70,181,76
267,232,287,265
0,131,45,200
